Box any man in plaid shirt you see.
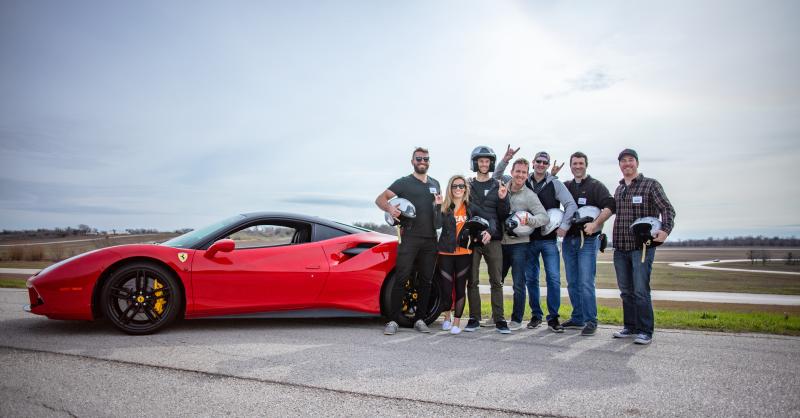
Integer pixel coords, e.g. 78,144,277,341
612,148,676,345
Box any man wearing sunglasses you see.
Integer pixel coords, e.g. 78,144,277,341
496,150,576,332
376,147,443,335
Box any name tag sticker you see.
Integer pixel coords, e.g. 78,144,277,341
578,198,587,205
429,187,437,194
632,196,643,204
484,190,489,196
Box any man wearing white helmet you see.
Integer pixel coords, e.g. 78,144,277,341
498,158,549,330
463,145,510,333
375,147,443,335
612,148,675,345
562,151,615,336
495,149,576,332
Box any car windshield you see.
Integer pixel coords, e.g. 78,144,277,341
161,215,245,249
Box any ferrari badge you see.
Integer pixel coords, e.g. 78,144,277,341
177,252,188,263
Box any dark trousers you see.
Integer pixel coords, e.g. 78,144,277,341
613,247,656,336
438,253,471,318
391,235,437,323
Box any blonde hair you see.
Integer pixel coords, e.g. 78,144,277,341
442,174,470,213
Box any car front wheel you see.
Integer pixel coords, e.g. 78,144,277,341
100,262,182,335
381,271,440,328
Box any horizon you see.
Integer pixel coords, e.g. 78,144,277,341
2,1,799,240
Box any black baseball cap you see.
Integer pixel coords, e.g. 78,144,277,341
618,148,638,161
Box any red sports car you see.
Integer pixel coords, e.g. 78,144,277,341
25,213,441,334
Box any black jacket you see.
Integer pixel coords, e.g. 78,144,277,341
437,202,473,253
468,178,510,241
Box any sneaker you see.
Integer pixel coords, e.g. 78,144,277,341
495,320,511,334
581,322,597,336
442,320,452,331
463,318,480,332
547,319,564,333
450,326,462,335
613,328,636,338
634,333,652,345
527,317,542,329
561,319,584,329
508,321,523,331
383,321,398,335
414,319,431,333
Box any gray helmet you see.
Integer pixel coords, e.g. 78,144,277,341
470,145,496,172
505,211,535,237
384,197,417,226
630,217,663,248
541,208,564,236
572,205,601,225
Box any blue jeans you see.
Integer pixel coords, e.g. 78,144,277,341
525,239,561,321
613,247,656,336
562,235,598,325
503,242,529,323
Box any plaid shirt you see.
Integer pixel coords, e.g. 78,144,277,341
612,174,676,251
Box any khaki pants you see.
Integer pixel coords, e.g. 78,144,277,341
467,240,505,322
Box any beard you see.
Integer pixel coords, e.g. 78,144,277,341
414,164,428,174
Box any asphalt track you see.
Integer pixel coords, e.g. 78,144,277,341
0,289,798,417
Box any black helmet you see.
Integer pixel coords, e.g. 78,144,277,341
458,216,490,248
630,217,663,249
470,146,496,172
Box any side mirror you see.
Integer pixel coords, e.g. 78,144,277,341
205,239,235,258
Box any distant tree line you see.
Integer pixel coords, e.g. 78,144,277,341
663,236,800,247
352,222,395,235
0,225,187,239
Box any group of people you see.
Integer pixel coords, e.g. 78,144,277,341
375,145,675,345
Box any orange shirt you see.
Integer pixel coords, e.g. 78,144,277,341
439,203,471,256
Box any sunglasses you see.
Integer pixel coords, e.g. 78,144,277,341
414,156,430,162
451,184,466,189
534,159,549,165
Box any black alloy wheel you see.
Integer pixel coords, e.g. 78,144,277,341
100,262,182,335
381,271,440,328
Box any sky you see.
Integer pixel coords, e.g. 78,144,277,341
1,0,798,240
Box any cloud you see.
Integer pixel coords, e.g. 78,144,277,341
544,68,622,99
281,195,374,209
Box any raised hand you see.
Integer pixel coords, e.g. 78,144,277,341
551,160,564,176
503,144,520,163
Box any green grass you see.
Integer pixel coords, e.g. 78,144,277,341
469,299,800,336
0,278,27,288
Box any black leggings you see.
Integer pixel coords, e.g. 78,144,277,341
438,254,471,319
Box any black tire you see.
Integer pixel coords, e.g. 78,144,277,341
100,262,183,335
380,271,440,328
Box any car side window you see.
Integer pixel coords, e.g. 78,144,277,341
228,224,296,249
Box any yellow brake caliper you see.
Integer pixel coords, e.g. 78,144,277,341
153,279,166,315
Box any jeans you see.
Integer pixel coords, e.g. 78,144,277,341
613,247,656,336
562,234,598,325
503,242,529,323
525,239,561,321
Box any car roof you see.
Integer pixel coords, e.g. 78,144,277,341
239,212,367,234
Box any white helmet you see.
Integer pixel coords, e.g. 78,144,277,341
630,217,663,248
505,211,535,237
541,208,564,236
384,197,417,226
573,205,601,225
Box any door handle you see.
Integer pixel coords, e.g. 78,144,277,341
305,265,321,270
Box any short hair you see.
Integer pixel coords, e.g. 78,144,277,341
570,151,588,165
511,157,529,171
412,147,429,158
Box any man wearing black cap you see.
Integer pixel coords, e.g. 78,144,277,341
612,148,676,345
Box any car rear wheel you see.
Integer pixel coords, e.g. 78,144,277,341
101,262,182,335
381,271,440,328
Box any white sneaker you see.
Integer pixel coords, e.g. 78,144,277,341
450,326,462,335
508,321,523,331
442,320,452,331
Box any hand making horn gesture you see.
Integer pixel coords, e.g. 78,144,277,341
550,159,564,177
503,144,520,163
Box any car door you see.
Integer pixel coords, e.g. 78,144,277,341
190,221,329,316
